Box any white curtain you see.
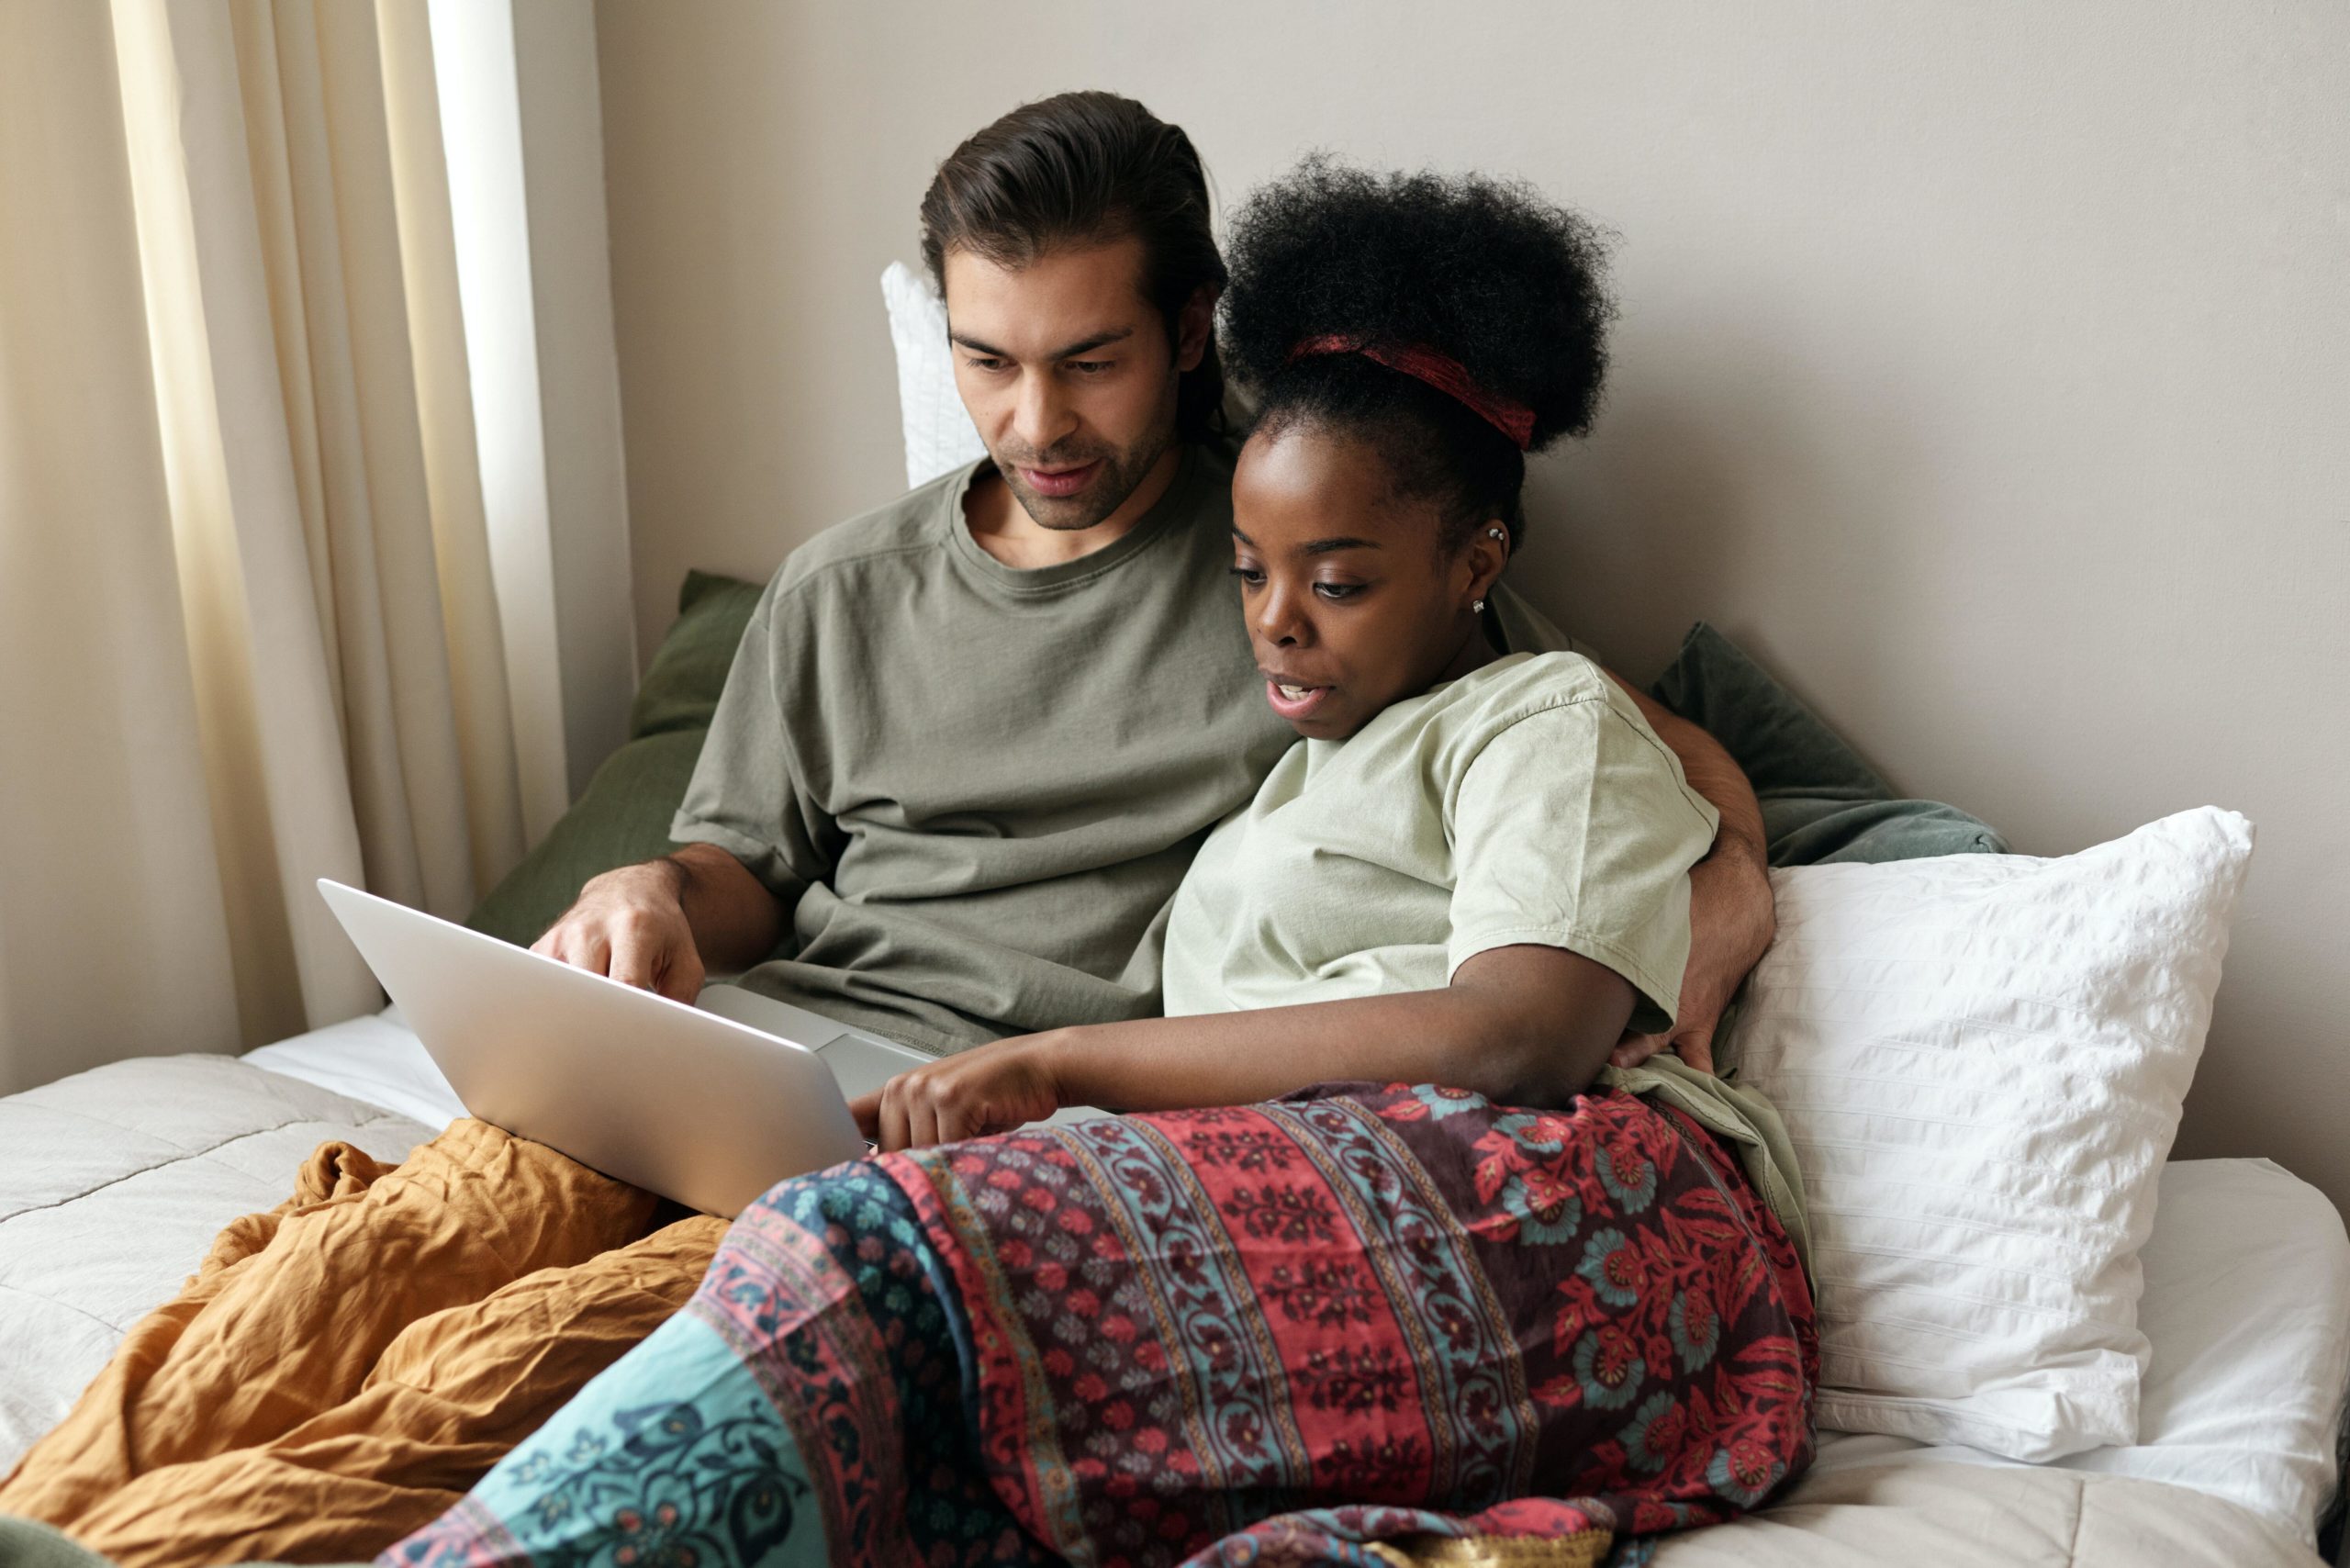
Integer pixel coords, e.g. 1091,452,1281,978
0,0,550,1092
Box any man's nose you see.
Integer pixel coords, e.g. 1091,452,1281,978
1012,371,1077,454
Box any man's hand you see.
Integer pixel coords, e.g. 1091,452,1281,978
850,1033,1067,1151
1610,847,1776,1075
532,859,705,1003
1602,673,1775,1078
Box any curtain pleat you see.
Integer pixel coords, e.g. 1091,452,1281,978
267,0,481,920
0,0,246,1086
376,0,529,901
0,0,547,1090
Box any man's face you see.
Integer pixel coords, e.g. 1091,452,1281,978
943,236,1199,531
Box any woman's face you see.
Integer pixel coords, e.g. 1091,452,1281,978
1230,421,1506,742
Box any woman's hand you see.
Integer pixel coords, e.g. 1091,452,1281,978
849,1032,1069,1151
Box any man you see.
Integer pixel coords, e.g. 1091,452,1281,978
537,90,1773,1091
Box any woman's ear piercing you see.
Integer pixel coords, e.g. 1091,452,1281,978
1487,528,1505,541
1472,599,1486,613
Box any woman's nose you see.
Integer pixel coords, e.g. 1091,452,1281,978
1256,584,1311,647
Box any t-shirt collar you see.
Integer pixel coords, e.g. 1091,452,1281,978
944,443,1203,597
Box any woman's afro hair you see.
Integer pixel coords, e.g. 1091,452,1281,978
1219,159,1615,548
1221,157,1615,450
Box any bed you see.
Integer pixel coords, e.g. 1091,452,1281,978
2,1006,2344,1564
3,267,2342,1562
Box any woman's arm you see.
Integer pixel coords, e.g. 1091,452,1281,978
851,944,1635,1151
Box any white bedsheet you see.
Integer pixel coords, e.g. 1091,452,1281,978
0,1055,432,1470
241,1005,464,1129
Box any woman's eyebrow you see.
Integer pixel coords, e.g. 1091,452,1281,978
1228,527,1381,555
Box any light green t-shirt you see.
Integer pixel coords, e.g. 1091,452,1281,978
1162,651,1719,1030
1160,640,1814,1272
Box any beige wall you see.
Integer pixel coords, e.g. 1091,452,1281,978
595,2,2350,1206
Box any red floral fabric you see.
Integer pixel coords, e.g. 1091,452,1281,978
892,1081,1817,1563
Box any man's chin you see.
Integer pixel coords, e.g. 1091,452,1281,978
1005,476,1120,532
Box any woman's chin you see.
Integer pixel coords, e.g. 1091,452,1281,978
1281,707,1363,742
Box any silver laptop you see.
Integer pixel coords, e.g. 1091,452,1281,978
318,878,940,1216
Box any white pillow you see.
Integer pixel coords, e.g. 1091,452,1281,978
880,261,987,489
1728,806,2255,1462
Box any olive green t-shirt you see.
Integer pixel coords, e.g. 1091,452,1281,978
672,441,1295,1054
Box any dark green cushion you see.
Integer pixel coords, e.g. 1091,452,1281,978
464,570,762,946
1650,622,2008,867
627,569,767,739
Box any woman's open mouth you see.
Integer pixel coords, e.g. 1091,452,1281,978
1018,461,1102,498
1265,677,1333,722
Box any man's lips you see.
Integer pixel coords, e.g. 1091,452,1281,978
1017,460,1102,498
1263,675,1334,722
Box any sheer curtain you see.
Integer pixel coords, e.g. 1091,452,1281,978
0,0,563,1091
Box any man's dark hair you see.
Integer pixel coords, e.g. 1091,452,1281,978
920,91,1227,442
1220,156,1615,552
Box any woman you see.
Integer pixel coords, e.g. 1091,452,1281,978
387,162,1815,1568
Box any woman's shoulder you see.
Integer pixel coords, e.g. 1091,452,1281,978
1440,650,1626,734
1360,651,1622,788
1416,653,1704,804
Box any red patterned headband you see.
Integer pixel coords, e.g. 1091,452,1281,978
1286,333,1536,451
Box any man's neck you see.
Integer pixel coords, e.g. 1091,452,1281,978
963,443,1184,569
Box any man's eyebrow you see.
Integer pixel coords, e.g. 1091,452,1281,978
948,327,1135,361
1228,527,1382,555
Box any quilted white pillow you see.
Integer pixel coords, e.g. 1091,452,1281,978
880,261,987,489
1729,806,2255,1462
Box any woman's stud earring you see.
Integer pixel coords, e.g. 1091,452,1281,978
1472,599,1486,614
1487,528,1505,541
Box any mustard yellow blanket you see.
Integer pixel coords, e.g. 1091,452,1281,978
0,1120,722,1568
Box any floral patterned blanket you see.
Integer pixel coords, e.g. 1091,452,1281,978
390,1082,1818,1568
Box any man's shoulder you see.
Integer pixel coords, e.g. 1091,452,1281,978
771,462,973,599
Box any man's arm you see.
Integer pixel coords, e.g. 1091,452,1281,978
532,843,784,1002
535,580,837,1000
1606,674,1775,1073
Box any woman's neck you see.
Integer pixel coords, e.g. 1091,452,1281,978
1430,616,1505,689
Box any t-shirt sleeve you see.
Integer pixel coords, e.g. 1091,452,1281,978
669,588,838,905
1447,696,1720,1026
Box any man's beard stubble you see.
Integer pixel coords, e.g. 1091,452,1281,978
993,399,1179,533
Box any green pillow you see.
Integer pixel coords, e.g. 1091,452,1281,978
628,569,767,739
1650,622,2008,867
465,570,763,946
